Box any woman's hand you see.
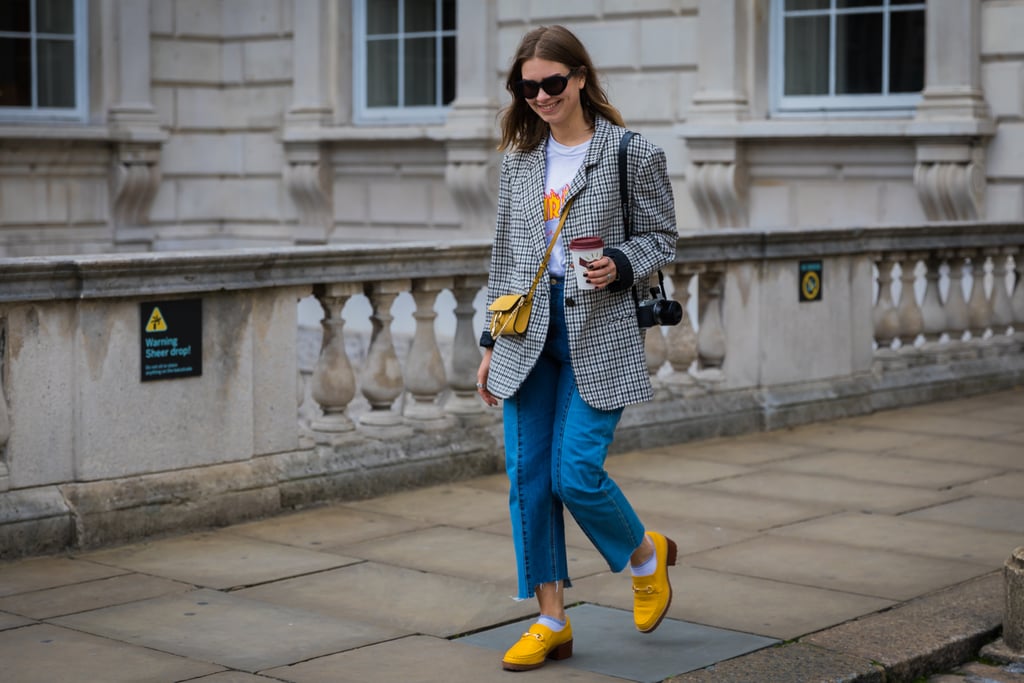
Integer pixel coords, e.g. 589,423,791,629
476,347,499,407
586,255,618,289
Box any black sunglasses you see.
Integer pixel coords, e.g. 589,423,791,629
514,70,577,99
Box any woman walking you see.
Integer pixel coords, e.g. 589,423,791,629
476,25,680,672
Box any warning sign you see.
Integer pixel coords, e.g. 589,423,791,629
145,307,168,332
140,299,202,382
799,261,823,303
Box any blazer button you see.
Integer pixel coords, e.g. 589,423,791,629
565,297,576,307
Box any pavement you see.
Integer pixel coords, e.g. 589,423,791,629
1,388,1023,683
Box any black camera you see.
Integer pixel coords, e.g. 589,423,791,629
636,287,683,328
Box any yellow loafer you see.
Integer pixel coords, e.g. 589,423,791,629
501,619,573,671
632,531,677,633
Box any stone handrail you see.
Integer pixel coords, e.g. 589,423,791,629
0,222,1022,557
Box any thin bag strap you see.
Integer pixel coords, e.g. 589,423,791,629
527,195,575,298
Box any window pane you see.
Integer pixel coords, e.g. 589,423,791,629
784,15,829,95
405,0,435,33
442,0,455,31
37,38,75,107
404,36,436,106
366,39,398,106
37,0,75,34
785,0,828,10
837,0,882,8
889,9,924,92
442,34,455,104
0,38,32,106
890,0,924,5
835,11,882,94
0,0,31,32
367,0,398,35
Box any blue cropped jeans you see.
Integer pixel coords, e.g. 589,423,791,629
503,281,646,600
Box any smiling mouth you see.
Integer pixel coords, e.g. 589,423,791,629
536,100,559,113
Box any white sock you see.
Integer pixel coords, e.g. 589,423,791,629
537,615,566,632
631,549,658,577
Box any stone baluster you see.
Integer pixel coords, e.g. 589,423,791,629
895,253,924,355
1011,250,1024,346
445,276,487,415
309,283,361,437
359,280,410,436
943,250,971,348
403,278,452,425
872,255,900,358
919,253,947,351
966,252,992,341
988,248,1015,341
695,268,726,383
664,267,700,395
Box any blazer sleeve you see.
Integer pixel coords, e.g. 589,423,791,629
605,141,677,293
480,154,514,348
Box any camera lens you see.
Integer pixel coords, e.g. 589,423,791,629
654,300,683,326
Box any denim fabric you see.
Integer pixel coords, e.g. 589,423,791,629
504,281,646,600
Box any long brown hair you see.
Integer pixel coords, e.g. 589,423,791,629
498,25,625,152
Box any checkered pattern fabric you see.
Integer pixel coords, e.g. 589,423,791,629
481,116,678,411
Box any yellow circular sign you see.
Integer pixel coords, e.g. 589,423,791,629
801,271,821,300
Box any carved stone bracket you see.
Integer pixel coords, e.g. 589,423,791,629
914,143,985,221
111,142,161,231
284,142,334,244
686,140,747,229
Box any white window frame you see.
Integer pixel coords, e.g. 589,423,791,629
770,0,925,117
0,0,89,122
352,0,455,125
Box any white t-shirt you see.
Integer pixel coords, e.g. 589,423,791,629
543,136,590,277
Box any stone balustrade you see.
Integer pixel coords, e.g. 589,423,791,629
0,223,1022,558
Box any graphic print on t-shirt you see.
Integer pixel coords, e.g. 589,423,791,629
544,184,570,229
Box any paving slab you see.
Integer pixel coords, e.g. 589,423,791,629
0,623,223,683
0,556,127,597
615,480,836,530
697,470,954,513
890,434,1024,469
804,572,1003,682
605,452,751,485
0,610,34,630
185,673,283,682
226,504,429,551
684,535,992,601
265,634,627,683
764,450,1003,488
906,496,1024,534
770,511,1024,566
52,588,406,672
461,603,777,683
341,525,610,584
956,471,1024,499
650,437,818,466
0,572,192,619
79,531,358,589
767,422,932,452
341,482,510,529
665,641,883,683
237,561,535,637
845,412,1023,438
571,565,893,641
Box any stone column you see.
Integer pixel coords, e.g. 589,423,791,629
966,253,992,341
685,0,750,229
696,269,726,383
444,0,500,236
664,266,699,396
913,0,991,221
1007,547,1024,653
919,253,946,350
445,276,486,415
872,256,900,355
102,0,164,249
989,249,1015,339
0,318,9,483
310,283,361,437
895,254,924,354
403,278,452,425
944,251,971,347
358,281,411,437
1011,250,1024,346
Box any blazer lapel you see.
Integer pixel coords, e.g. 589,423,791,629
516,143,549,259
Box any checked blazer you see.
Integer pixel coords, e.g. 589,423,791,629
481,116,678,411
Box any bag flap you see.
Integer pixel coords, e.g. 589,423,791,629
488,294,526,313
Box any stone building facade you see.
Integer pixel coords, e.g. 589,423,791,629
0,0,1022,258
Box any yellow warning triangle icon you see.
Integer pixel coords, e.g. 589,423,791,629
145,307,168,332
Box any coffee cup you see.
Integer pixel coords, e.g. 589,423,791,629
568,236,605,290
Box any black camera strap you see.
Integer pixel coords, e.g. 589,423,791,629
618,131,667,308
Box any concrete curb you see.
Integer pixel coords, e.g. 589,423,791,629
668,571,1003,683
